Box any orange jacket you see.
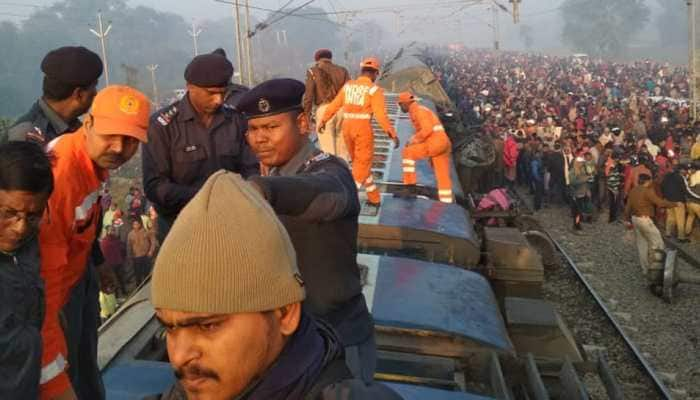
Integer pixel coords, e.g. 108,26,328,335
321,76,397,139
407,102,449,144
39,129,107,398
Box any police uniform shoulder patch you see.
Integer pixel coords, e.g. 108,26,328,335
304,152,331,168
157,105,178,126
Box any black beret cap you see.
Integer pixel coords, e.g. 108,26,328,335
238,78,305,120
212,48,227,58
41,46,103,86
184,54,233,88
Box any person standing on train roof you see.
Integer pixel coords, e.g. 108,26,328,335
319,56,400,209
6,46,103,145
239,78,377,384
303,48,351,161
39,85,150,400
0,142,54,400
396,91,454,203
151,171,402,400
142,51,259,244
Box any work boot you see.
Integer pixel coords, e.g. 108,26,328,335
363,201,381,215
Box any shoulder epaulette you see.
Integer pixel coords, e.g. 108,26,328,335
157,105,178,126
304,151,331,169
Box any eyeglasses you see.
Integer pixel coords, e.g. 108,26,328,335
0,206,44,227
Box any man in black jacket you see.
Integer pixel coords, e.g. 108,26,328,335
0,142,54,399
661,164,691,242
142,52,258,243
544,142,567,205
151,171,401,400
238,78,378,384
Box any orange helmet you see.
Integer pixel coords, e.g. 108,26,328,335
397,91,416,104
360,57,381,71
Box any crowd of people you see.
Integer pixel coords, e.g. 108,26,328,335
4,39,700,400
426,48,700,291
97,186,157,320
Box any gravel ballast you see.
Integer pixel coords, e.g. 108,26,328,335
521,195,700,399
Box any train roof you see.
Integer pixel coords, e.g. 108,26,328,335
358,193,480,267
359,254,512,353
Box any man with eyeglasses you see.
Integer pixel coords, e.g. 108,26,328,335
39,85,150,400
0,142,54,400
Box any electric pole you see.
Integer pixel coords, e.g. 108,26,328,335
690,0,697,121
244,0,254,85
491,1,500,51
188,20,203,56
232,0,245,84
89,11,112,86
147,64,159,106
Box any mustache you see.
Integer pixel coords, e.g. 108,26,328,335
174,365,220,382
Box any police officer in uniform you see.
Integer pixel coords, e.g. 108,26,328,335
142,53,258,243
239,78,377,384
6,46,103,145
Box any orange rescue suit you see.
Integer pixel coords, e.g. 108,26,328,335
321,76,397,204
39,130,106,398
402,102,454,203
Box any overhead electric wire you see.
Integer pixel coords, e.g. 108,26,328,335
214,0,342,26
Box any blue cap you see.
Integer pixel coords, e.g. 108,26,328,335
237,78,305,119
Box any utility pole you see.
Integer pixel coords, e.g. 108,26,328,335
89,11,112,86
690,0,697,121
188,20,203,56
232,1,245,84
244,0,254,85
491,1,500,51
147,64,159,105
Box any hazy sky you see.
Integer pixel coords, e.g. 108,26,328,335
0,0,566,22
0,0,670,52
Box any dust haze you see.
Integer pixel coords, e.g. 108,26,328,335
0,0,689,118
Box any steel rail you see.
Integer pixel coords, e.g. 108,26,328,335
546,232,674,400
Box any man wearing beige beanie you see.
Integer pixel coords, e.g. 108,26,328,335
238,79,377,384
152,171,401,400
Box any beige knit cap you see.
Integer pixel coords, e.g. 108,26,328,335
151,170,305,313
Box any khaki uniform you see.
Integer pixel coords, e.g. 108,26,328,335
624,184,677,283
304,60,351,161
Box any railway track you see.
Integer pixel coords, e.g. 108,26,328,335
509,188,697,399
546,232,674,400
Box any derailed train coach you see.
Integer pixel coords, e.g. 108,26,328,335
98,65,624,399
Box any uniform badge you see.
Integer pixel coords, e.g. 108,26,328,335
158,106,178,126
119,95,141,115
258,98,271,113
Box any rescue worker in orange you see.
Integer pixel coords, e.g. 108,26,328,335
397,92,454,203
39,86,150,400
319,57,400,207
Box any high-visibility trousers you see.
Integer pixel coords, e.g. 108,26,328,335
342,118,380,204
402,131,453,203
